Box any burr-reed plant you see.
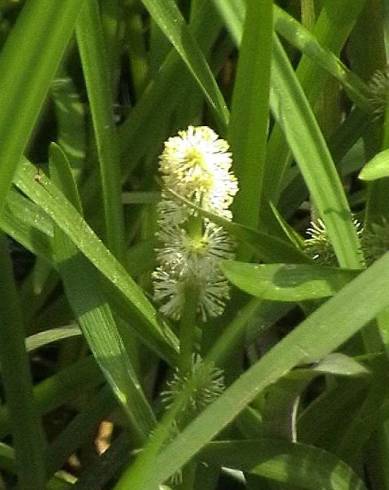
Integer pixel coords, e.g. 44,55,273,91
1,1,389,490
153,126,238,322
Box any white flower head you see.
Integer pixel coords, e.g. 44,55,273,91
156,221,235,272
159,126,238,218
153,126,238,321
304,217,363,265
153,263,230,322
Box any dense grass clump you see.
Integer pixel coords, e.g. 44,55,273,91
1,0,389,489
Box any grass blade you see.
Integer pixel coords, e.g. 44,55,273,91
0,0,84,214
148,252,389,486
50,144,155,441
359,148,389,181
14,159,178,363
118,0,222,177
25,325,81,353
140,0,229,129
76,0,126,261
1,189,54,261
165,187,310,263
46,385,116,477
201,440,367,490
0,357,103,439
51,72,86,179
0,235,47,488
273,6,371,113
221,262,359,302
271,35,363,269
228,0,273,232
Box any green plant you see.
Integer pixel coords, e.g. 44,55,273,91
0,1,389,489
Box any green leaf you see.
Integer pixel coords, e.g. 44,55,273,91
51,72,86,179
1,189,54,261
310,353,370,377
200,440,367,490
298,379,369,448
25,325,81,353
49,143,155,441
140,0,229,128
229,0,273,233
212,0,367,222
210,0,245,45
118,0,222,183
46,385,116,478
0,236,47,488
221,262,359,302
0,0,85,214
269,201,305,249
271,35,363,270
359,148,389,181
0,357,103,439
0,442,76,490
164,187,310,264
14,159,178,364
273,6,371,112
244,354,368,441
76,0,126,261
148,252,389,486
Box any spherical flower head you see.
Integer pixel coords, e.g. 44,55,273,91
304,217,363,265
156,221,235,272
153,126,238,322
159,126,238,217
153,261,230,322
161,355,225,415
369,67,389,119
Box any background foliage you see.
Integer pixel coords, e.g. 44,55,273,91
0,0,389,489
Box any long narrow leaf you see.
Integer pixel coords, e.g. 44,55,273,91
147,252,389,486
50,144,155,441
0,0,85,214
229,0,273,232
14,159,178,363
222,262,359,302
271,35,363,270
76,0,126,261
273,6,371,113
201,440,366,490
140,0,229,129
0,236,47,488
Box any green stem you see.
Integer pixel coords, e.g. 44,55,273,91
0,234,47,489
206,299,264,366
179,284,199,374
113,363,203,490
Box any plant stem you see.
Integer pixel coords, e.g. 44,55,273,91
179,284,199,374
0,234,47,489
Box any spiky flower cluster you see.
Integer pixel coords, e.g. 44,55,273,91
161,355,225,416
153,126,238,321
368,66,389,119
304,217,363,265
304,217,389,266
